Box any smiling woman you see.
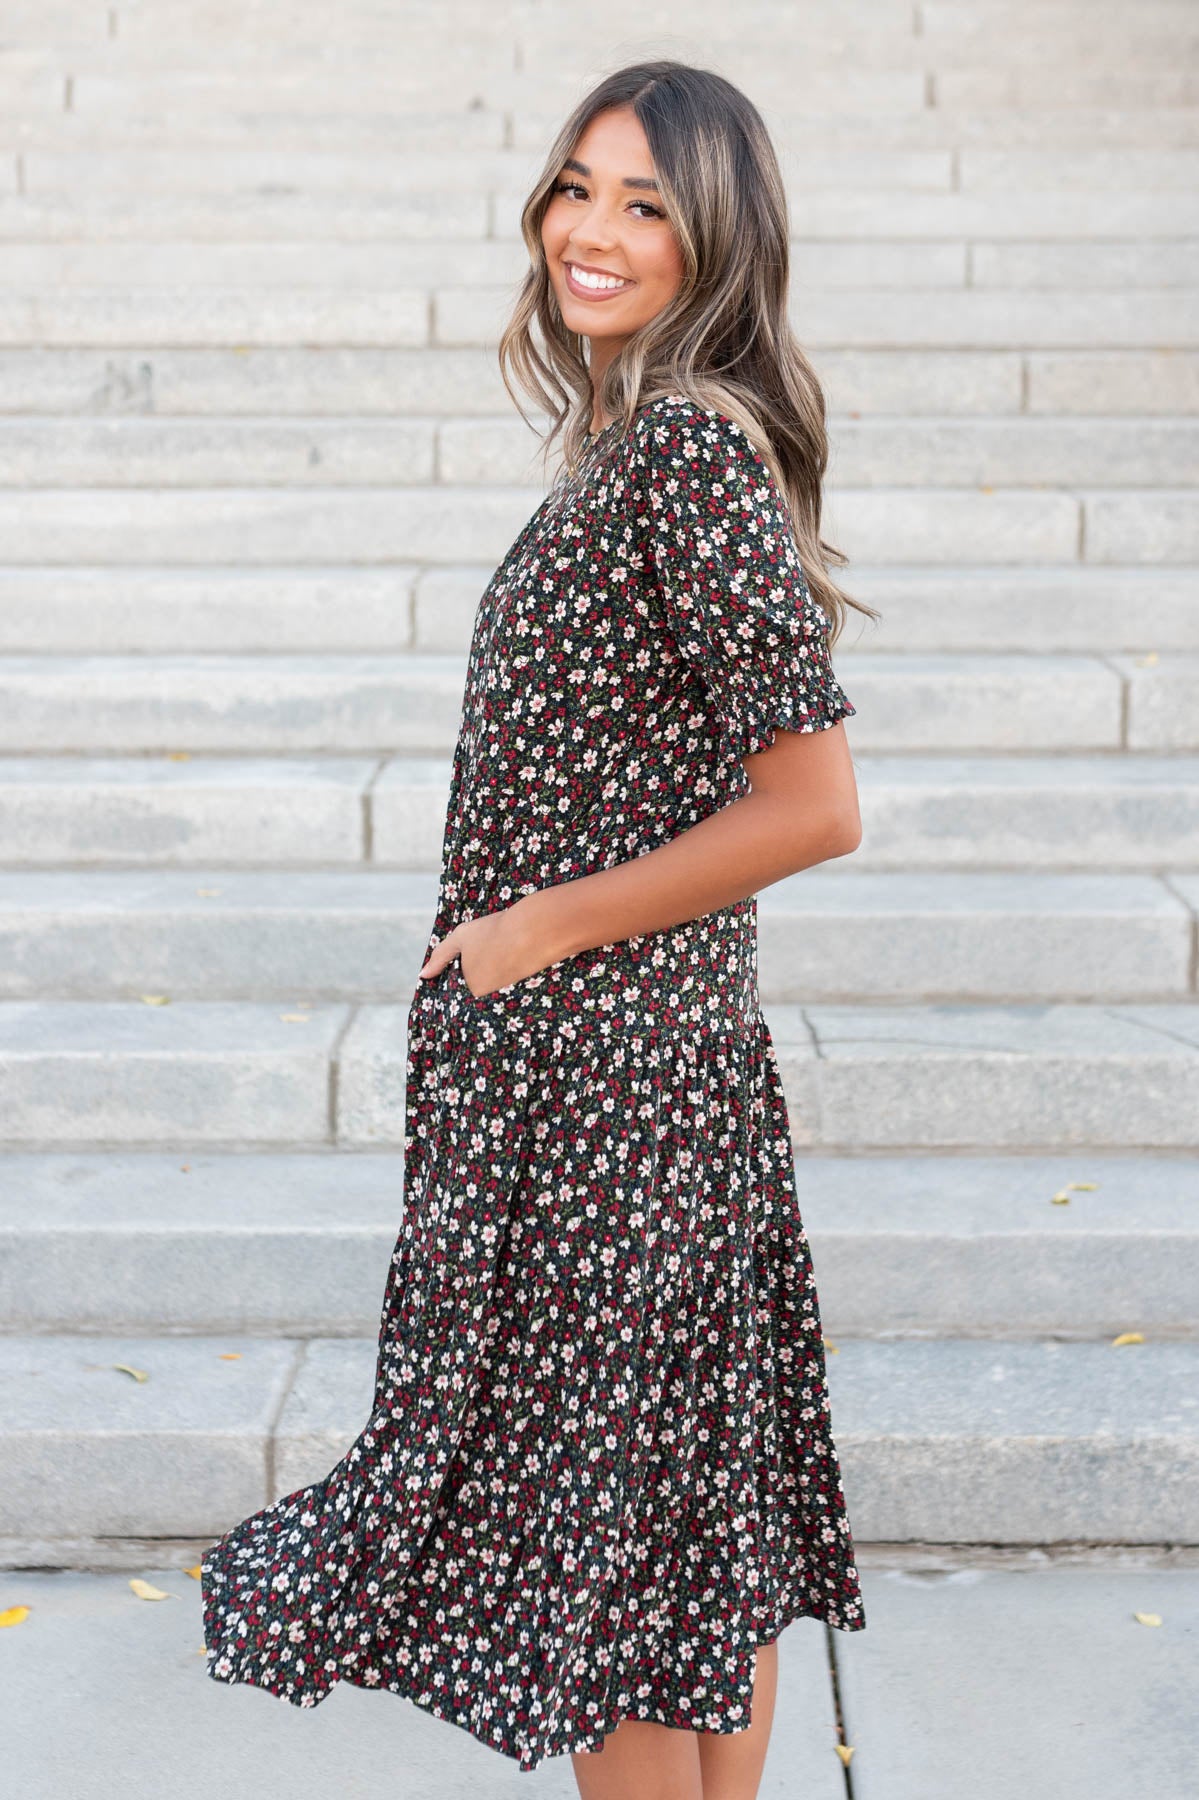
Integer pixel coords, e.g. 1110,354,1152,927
201,58,869,1800
541,112,685,433
498,66,875,662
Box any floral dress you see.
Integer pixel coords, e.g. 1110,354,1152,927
201,392,866,1772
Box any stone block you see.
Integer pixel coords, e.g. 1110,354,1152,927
0,567,420,654
827,1338,1199,1541
0,487,540,564
850,753,1199,870
0,1149,403,1336
1086,491,1199,563
757,870,1191,1000
786,1002,1199,1149
0,1334,297,1537
0,867,438,1000
336,1006,410,1146
1118,652,1199,749
1026,349,1199,414
801,1150,1199,1337
0,1001,349,1145
0,756,373,866
273,1337,377,1496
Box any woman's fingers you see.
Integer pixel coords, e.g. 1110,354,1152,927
418,934,458,978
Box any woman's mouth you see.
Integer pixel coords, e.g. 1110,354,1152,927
563,261,635,301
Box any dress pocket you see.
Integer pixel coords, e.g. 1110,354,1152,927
446,950,568,1022
449,952,548,1009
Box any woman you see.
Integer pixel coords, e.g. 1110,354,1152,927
203,58,872,1800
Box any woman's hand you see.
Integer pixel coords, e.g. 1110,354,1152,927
417,904,551,999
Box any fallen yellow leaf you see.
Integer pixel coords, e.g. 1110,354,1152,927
139,995,170,1006
112,1363,149,1383
1134,1612,1163,1627
1068,1181,1098,1191
1112,1332,1145,1347
824,1340,839,1354
1135,652,1159,667
279,1012,311,1023
1050,1190,1071,1205
166,751,191,761
129,1579,172,1602
184,1566,202,1580
835,1744,855,1767
218,1353,241,1361
0,1606,30,1628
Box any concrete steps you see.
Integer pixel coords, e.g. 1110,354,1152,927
0,0,1195,1568
8,13,1196,72
1,998,1196,1150
1,486,1192,563
15,146,1199,197
2,189,1196,243
0,756,388,867
3,1331,1194,1549
7,63,1198,121
2,651,1193,752
0,567,1192,655
2,753,1197,869
0,868,1193,1001
0,412,1195,485
0,343,1196,413
0,346,1196,422
2,242,1196,290
2,280,1197,344
1,1150,1194,1340
8,101,1199,151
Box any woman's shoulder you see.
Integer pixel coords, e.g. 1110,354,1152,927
625,394,771,486
630,392,754,447
620,395,784,521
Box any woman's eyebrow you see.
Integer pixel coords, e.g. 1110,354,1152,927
561,156,660,192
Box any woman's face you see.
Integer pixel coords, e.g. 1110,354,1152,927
541,105,684,351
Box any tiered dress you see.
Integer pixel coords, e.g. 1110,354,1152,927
202,392,866,1772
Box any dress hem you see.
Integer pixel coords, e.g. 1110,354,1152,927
206,1590,864,1774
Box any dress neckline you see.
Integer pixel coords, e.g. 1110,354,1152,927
583,416,622,446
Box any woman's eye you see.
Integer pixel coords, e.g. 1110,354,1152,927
552,180,664,220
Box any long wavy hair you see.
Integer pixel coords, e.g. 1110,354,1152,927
497,58,878,644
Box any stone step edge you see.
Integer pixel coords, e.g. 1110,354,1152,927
0,998,1196,1154
4,1335,1195,1546
3,1142,1195,1337
2,881,1195,1003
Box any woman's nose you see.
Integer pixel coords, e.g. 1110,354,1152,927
571,201,619,240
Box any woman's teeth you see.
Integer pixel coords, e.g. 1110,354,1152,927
568,264,630,290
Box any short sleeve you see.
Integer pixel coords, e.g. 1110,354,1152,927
633,399,856,761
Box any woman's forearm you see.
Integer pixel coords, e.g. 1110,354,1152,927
512,787,859,966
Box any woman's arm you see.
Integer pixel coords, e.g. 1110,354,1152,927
514,718,859,965
422,719,859,990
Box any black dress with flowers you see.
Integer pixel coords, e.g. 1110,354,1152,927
201,393,866,1771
